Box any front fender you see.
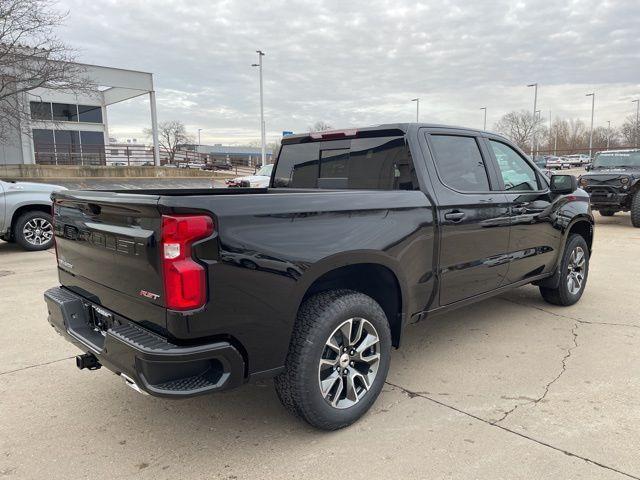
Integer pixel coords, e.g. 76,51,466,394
536,211,594,289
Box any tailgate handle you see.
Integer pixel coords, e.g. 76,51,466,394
444,211,465,222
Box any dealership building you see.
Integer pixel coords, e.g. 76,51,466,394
0,61,160,166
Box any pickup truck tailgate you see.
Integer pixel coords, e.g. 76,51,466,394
53,191,165,319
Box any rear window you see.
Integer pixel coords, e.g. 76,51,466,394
273,136,419,190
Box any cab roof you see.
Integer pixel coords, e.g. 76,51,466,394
281,123,498,145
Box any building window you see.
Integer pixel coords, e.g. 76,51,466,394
78,105,103,123
53,130,81,164
30,102,103,124
32,129,55,163
52,103,79,122
30,102,52,121
32,129,105,165
80,131,105,165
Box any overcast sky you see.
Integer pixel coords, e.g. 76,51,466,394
56,0,640,145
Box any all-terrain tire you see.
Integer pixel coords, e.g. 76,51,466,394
14,211,54,251
274,289,392,430
631,191,640,228
539,234,589,306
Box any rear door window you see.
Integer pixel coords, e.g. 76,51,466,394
273,136,419,190
429,135,491,192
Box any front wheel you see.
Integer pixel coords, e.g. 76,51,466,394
274,290,392,430
539,234,589,306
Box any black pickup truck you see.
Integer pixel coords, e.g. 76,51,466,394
579,149,640,226
45,124,594,430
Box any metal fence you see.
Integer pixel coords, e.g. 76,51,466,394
34,143,260,176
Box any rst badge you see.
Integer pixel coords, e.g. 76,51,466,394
139,290,160,300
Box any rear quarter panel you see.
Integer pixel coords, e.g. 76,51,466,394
160,190,435,375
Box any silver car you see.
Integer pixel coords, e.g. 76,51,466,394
0,179,66,251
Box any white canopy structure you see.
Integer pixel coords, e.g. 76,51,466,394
1,60,160,166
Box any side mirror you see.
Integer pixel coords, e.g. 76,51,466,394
550,174,578,194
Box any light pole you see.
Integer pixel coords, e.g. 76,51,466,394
480,107,487,130
197,128,202,146
607,121,611,149
633,99,640,148
411,98,420,122
252,50,266,167
549,111,552,152
535,110,541,157
586,93,595,158
527,83,538,158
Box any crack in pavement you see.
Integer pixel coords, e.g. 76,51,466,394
0,356,74,376
493,322,580,424
499,297,640,329
385,381,640,480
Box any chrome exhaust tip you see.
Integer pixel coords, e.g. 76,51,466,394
120,373,148,396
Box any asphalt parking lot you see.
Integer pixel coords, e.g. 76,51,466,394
1,211,639,479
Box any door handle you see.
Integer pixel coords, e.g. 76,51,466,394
444,211,465,222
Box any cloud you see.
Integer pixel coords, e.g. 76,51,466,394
57,0,640,144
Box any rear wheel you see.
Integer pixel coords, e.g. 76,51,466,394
599,209,616,217
14,211,54,251
274,290,392,430
631,192,640,228
539,234,589,306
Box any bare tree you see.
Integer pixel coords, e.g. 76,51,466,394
308,121,332,132
591,125,620,149
267,138,281,158
566,118,588,153
145,120,193,164
493,110,543,152
620,114,640,147
0,0,94,143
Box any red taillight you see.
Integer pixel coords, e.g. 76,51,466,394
160,214,214,311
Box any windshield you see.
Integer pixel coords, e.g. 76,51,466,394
593,151,640,168
256,164,273,176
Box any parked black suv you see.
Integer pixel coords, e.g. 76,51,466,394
44,124,594,430
579,149,640,226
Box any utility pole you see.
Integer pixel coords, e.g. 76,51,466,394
586,93,595,158
252,50,266,166
197,128,202,146
480,107,487,130
633,99,640,148
607,121,611,149
527,83,538,158
411,98,420,122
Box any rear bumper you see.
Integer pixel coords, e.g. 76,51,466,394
44,286,245,398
